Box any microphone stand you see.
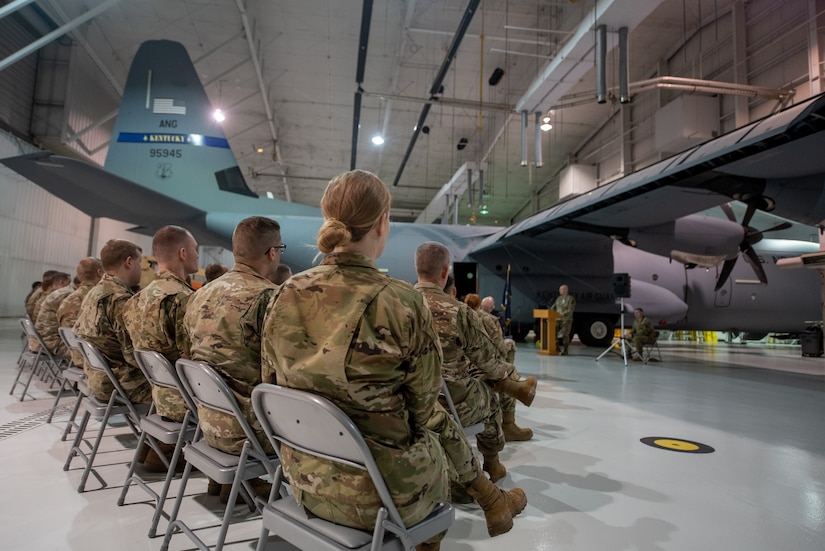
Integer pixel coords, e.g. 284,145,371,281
596,297,628,365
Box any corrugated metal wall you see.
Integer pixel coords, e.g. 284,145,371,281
0,18,38,138
62,45,119,165
0,131,152,317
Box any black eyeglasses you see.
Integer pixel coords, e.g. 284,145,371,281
273,243,286,253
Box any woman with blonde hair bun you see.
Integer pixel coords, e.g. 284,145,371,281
261,169,450,548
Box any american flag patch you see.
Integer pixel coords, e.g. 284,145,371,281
152,98,186,115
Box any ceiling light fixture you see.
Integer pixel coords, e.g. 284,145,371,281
213,108,225,122
256,145,264,154
540,115,553,132
372,135,385,145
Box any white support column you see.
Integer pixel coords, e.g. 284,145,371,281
732,1,749,127
808,0,822,96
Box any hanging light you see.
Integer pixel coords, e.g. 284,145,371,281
213,108,225,122
371,134,385,145
540,115,553,132
479,204,489,214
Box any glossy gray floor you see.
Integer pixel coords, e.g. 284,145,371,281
1,317,823,550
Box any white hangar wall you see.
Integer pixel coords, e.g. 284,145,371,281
0,130,152,317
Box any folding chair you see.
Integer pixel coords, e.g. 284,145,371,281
55,327,89,439
440,380,483,438
9,318,70,401
642,336,662,364
119,350,198,537
251,383,455,551
160,359,279,551
63,339,150,493
45,327,88,424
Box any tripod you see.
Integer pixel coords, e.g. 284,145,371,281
596,297,628,365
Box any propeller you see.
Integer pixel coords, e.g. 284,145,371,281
714,201,791,291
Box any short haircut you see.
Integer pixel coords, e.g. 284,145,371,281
635,308,644,314
76,257,103,284
204,263,228,282
273,264,293,285
100,239,142,271
40,270,59,290
152,225,193,263
415,241,450,279
52,271,71,285
232,216,281,260
30,281,41,290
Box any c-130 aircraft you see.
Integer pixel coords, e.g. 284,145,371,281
3,40,824,347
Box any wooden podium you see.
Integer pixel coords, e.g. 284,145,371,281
534,309,560,355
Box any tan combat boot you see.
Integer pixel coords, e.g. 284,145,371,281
561,342,569,356
415,542,440,551
502,410,533,442
483,454,506,482
465,474,528,537
493,376,537,407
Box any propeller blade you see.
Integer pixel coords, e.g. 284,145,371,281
720,202,736,222
743,246,768,284
715,258,737,291
741,202,757,228
760,221,792,234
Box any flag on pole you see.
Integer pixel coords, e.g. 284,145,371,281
501,263,512,336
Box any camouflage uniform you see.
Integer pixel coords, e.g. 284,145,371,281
123,271,193,422
73,274,151,403
552,294,576,348
630,315,657,357
58,283,95,367
184,263,275,455
415,281,513,457
32,285,74,355
262,252,453,530
25,287,43,320
30,291,48,324
479,309,522,416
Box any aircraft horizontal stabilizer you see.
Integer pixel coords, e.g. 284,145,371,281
0,152,226,246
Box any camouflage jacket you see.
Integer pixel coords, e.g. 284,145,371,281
58,283,95,366
25,287,43,320
184,263,275,397
631,316,656,341
262,252,447,524
73,273,146,400
414,282,512,401
552,294,576,320
479,309,511,358
33,285,74,355
123,271,193,362
30,291,48,324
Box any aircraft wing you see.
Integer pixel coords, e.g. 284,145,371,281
472,92,825,255
1,151,227,246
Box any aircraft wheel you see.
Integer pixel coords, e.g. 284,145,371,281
577,316,614,347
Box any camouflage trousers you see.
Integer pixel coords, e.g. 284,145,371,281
198,392,274,455
557,318,573,346
152,386,188,423
631,335,656,357
446,378,504,457
86,368,152,404
426,403,482,487
285,426,449,535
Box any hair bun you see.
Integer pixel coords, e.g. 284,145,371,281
317,218,352,253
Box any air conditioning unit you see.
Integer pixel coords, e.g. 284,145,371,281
655,95,720,153
559,164,597,200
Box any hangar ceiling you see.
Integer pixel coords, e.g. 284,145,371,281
0,0,813,225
